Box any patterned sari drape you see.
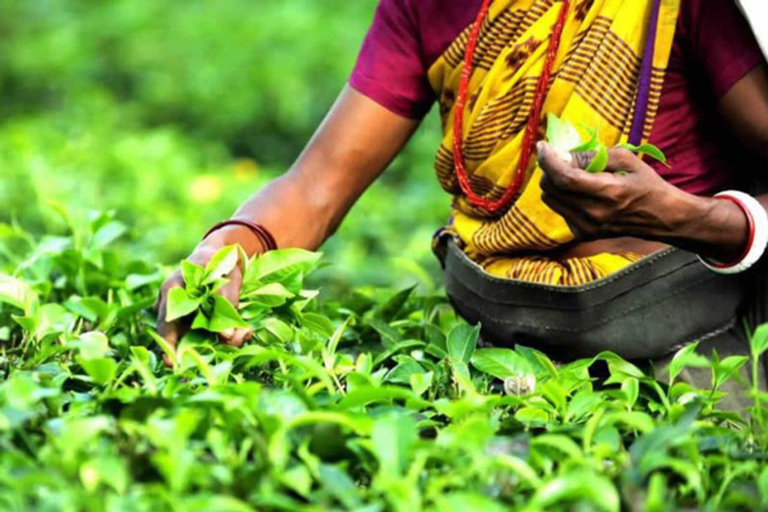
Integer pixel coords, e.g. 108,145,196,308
429,0,681,285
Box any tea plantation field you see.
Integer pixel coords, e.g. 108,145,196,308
1,215,768,511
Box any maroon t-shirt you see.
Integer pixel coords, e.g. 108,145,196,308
350,0,764,196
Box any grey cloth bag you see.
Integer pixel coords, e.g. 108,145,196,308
437,236,748,361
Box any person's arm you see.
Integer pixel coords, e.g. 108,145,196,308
206,86,419,252
537,63,768,263
156,86,420,351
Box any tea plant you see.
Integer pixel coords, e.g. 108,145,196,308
1,216,767,512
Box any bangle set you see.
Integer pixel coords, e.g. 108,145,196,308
698,190,768,275
203,220,278,252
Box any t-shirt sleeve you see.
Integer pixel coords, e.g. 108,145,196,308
683,0,765,98
349,0,435,119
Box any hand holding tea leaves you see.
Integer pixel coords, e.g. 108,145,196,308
156,244,251,356
544,114,667,173
164,245,248,333
158,244,321,361
536,114,705,241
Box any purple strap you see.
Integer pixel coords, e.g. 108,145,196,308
628,0,662,145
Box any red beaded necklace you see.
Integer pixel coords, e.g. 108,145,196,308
452,0,571,214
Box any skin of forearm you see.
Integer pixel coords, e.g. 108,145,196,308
666,65,768,263
654,191,755,262
235,169,345,251
198,168,350,257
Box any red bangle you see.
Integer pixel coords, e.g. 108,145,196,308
203,220,278,252
708,195,755,269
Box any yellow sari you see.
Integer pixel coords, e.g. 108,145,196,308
429,0,681,286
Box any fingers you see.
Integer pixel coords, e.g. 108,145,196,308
540,192,588,239
568,147,644,174
221,327,254,348
537,142,613,196
604,147,644,173
215,268,250,346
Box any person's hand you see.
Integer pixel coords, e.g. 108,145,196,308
155,227,259,365
536,141,697,241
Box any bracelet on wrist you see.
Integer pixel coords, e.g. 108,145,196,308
203,220,278,253
698,191,767,275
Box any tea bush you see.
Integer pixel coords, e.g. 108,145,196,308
1,216,767,512
0,0,378,162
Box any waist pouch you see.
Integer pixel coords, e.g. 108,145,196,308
437,236,747,360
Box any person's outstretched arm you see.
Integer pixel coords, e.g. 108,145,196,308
156,85,421,349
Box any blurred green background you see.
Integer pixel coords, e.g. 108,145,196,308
0,0,448,293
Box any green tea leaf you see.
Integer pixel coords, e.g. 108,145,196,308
586,143,609,173
260,317,295,344
571,126,600,152
712,355,748,391
148,329,178,367
74,331,111,359
281,464,312,498
301,312,336,337
619,142,667,164
621,377,640,407
241,282,294,308
374,285,416,322
0,274,37,313
79,456,129,494
166,287,202,322
385,359,425,385
410,371,433,396
368,317,403,346
645,473,669,512
252,249,322,283
90,221,127,249
529,471,620,512
208,295,249,332
181,260,205,290
471,348,532,381
603,411,656,434
318,464,363,508
447,323,479,364
450,359,476,395
326,318,349,356
338,386,429,409
531,434,584,461
434,493,507,512
203,245,239,284
669,343,710,383
759,466,768,507
546,113,583,153
372,413,417,476
77,356,118,386
751,324,768,359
